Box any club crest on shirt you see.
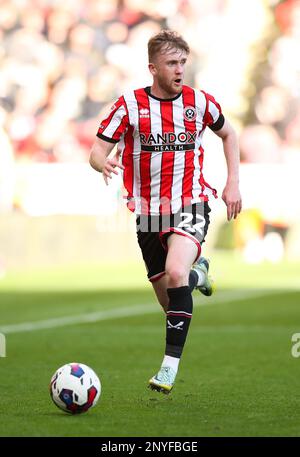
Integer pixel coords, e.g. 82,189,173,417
183,106,197,122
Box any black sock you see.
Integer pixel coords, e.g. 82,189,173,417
189,270,198,292
165,286,193,358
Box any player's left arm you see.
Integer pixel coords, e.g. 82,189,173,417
213,118,242,221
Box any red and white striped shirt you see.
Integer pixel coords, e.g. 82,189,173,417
97,85,224,215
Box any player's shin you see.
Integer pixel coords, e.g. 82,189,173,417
148,286,193,393
165,286,193,362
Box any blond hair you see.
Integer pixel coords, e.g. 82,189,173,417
148,30,190,62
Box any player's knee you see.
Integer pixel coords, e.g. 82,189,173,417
165,266,188,288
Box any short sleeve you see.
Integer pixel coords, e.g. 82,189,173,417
201,90,225,131
97,96,129,143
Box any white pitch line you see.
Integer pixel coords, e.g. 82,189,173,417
0,289,273,335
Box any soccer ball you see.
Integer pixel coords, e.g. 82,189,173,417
50,362,101,414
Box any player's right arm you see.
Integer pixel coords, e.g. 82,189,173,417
90,96,129,185
89,137,124,185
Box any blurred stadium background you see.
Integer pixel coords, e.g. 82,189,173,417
0,0,300,438
0,0,299,273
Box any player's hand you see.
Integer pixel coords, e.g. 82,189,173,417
222,182,242,221
102,149,125,185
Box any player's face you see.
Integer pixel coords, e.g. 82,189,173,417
149,47,187,98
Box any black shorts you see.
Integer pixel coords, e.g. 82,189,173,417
136,202,211,282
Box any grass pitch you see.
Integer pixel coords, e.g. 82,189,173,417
0,253,299,437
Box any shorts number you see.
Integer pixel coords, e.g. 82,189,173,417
178,212,205,235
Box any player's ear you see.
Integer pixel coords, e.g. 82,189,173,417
148,62,157,76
